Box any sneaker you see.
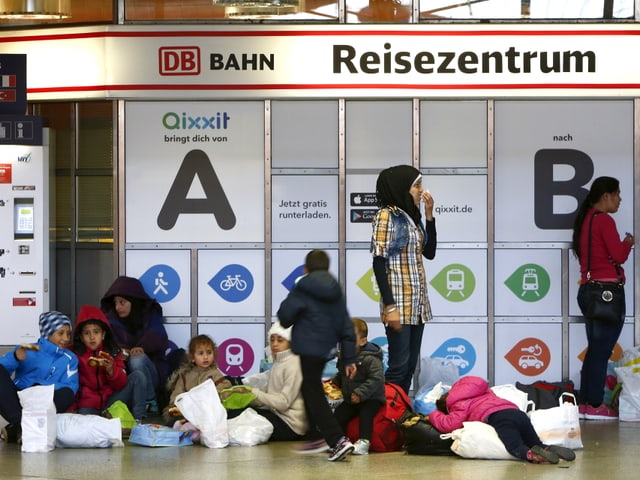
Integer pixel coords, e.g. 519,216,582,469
546,445,576,461
578,404,587,419
526,445,559,464
352,439,370,455
327,437,354,462
296,438,330,454
585,403,618,421
0,423,21,444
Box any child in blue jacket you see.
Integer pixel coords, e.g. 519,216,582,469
0,311,79,443
278,249,358,462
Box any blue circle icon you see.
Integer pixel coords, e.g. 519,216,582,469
209,264,254,302
139,265,181,303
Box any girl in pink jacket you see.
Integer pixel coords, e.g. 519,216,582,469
429,376,575,464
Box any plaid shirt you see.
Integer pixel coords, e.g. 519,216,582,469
371,207,433,325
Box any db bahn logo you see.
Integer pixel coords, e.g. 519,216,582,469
159,47,201,75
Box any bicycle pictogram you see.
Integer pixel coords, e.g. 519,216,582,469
219,274,248,292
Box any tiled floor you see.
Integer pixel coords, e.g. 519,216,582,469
1,420,639,480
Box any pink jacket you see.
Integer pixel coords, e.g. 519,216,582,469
429,376,519,434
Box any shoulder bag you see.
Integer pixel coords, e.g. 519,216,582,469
583,212,625,324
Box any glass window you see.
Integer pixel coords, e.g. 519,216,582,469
125,0,339,21
77,176,113,242
30,102,74,241
0,1,113,28
78,102,113,170
346,0,412,23
419,0,634,20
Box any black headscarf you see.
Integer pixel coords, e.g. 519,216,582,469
376,164,422,224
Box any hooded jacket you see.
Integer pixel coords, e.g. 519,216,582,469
277,270,357,366
163,362,232,421
100,276,170,383
428,376,519,434
0,337,78,394
71,305,128,412
332,341,385,404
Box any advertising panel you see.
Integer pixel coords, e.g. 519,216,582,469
345,101,413,169
495,100,633,242
421,323,489,380
125,249,191,318
345,173,378,243
125,101,265,243
199,323,265,377
494,248,562,317
345,248,380,318
494,323,562,385
272,175,338,243
271,249,339,316
271,100,339,169
428,248,488,318
197,249,265,317
424,175,487,243
420,100,487,168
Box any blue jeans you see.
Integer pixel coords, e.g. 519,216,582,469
487,409,544,460
76,370,149,420
577,283,625,406
384,323,425,393
128,354,159,402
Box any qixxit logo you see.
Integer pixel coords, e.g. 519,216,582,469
159,46,201,76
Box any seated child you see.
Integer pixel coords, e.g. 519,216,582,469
0,311,79,443
330,318,385,455
163,334,232,424
71,304,148,421
428,375,576,464
248,321,308,441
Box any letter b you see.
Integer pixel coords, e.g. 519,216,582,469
533,149,593,229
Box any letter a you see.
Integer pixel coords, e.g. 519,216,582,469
157,149,236,230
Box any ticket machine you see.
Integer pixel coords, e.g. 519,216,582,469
0,116,50,345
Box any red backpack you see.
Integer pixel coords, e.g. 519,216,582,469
346,382,412,452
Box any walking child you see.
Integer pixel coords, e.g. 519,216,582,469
278,249,358,462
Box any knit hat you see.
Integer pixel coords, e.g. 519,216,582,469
39,311,72,339
268,321,291,342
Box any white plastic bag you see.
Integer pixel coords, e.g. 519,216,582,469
413,381,450,415
56,413,124,448
227,408,273,446
175,379,229,449
615,365,640,422
620,346,640,368
18,384,57,452
242,371,270,391
440,421,513,460
416,356,459,394
491,384,532,412
529,393,583,449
